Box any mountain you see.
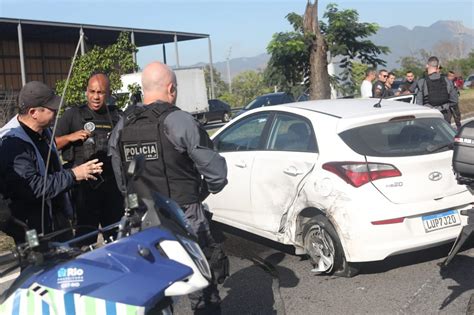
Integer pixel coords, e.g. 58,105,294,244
190,20,474,80
369,20,474,69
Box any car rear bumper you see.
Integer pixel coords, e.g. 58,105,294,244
330,195,472,262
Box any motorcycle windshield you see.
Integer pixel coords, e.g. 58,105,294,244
140,191,195,239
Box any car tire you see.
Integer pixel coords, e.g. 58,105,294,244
222,112,230,123
199,115,208,125
303,215,360,278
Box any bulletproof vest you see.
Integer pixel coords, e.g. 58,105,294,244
424,75,449,107
73,105,120,164
120,102,202,206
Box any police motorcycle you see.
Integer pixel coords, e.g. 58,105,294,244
440,120,474,314
0,155,211,314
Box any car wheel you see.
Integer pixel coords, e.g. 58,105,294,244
222,112,230,122
199,115,208,125
303,215,359,277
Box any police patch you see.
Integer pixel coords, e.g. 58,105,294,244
123,142,159,162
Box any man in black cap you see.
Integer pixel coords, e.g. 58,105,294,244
0,81,104,242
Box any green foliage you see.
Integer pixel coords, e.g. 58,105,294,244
445,50,474,77
229,71,272,107
203,65,229,98
396,55,426,78
55,32,138,109
350,62,369,97
265,3,388,96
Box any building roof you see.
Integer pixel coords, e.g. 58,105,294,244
0,17,209,46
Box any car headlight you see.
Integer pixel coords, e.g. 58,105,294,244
176,235,212,281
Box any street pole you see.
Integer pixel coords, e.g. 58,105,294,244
226,46,232,93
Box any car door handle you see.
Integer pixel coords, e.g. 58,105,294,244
283,166,304,176
235,161,247,168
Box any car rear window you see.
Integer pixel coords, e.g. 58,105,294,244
339,117,455,157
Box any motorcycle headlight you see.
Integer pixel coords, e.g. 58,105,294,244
176,235,212,281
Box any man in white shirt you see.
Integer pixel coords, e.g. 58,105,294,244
360,68,376,98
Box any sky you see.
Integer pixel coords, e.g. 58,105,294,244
0,0,473,68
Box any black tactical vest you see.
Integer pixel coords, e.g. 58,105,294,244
68,105,120,164
119,102,202,205
424,75,449,107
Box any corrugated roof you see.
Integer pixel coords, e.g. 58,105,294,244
0,17,208,46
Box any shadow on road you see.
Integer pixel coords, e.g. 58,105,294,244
221,252,299,315
360,239,473,275
438,254,474,310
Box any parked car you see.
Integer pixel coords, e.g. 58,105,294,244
200,99,232,124
234,92,294,118
205,99,473,277
464,74,474,89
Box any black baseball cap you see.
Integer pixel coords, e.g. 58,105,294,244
18,81,61,111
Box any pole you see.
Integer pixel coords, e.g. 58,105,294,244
80,27,85,55
174,34,180,68
131,31,137,67
17,22,26,87
208,36,215,99
162,44,167,64
226,46,232,93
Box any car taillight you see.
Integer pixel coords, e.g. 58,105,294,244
371,217,405,225
322,162,401,187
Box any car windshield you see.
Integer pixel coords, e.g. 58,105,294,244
339,117,455,157
244,96,267,110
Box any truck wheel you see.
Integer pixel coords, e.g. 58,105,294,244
303,215,359,277
222,112,231,122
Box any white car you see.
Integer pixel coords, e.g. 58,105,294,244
205,99,473,277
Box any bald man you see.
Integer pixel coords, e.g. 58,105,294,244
109,61,228,312
55,73,123,238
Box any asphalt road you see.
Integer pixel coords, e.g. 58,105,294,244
175,222,474,315
0,223,472,315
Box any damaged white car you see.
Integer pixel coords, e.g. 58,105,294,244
204,99,473,277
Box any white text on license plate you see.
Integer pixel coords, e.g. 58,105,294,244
422,210,461,233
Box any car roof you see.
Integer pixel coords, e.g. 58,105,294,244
280,98,436,119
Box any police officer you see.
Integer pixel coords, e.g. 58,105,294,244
55,73,123,236
0,81,103,242
416,56,458,123
109,61,228,313
372,69,388,98
396,71,417,95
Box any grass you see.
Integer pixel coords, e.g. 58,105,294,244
459,88,474,118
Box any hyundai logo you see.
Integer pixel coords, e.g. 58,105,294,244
428,171,442,181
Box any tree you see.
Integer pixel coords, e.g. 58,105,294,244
226,70,272,108
203,65,228,99
266,2,388,99
55,32,138,109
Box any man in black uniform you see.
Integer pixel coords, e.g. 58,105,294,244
55,73,123,235
372,69,388,98
109,61,228,313
416,56,458,123
0,81,103,241
396,71,417,95
447,70,462,129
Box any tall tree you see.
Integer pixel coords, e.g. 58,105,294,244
266,2,389,99
55,32,138,109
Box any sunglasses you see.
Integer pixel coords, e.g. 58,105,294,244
382,75,388,78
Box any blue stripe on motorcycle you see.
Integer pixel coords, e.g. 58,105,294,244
105,300,117,315
64,293,75,315
11,291,21,315
42,300,50,315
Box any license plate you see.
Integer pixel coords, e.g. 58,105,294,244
422,210,461,233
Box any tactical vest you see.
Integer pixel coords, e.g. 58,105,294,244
423,75,449,107
119,102,202,205
71,105,120,164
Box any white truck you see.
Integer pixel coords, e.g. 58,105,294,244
118,67,209,119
